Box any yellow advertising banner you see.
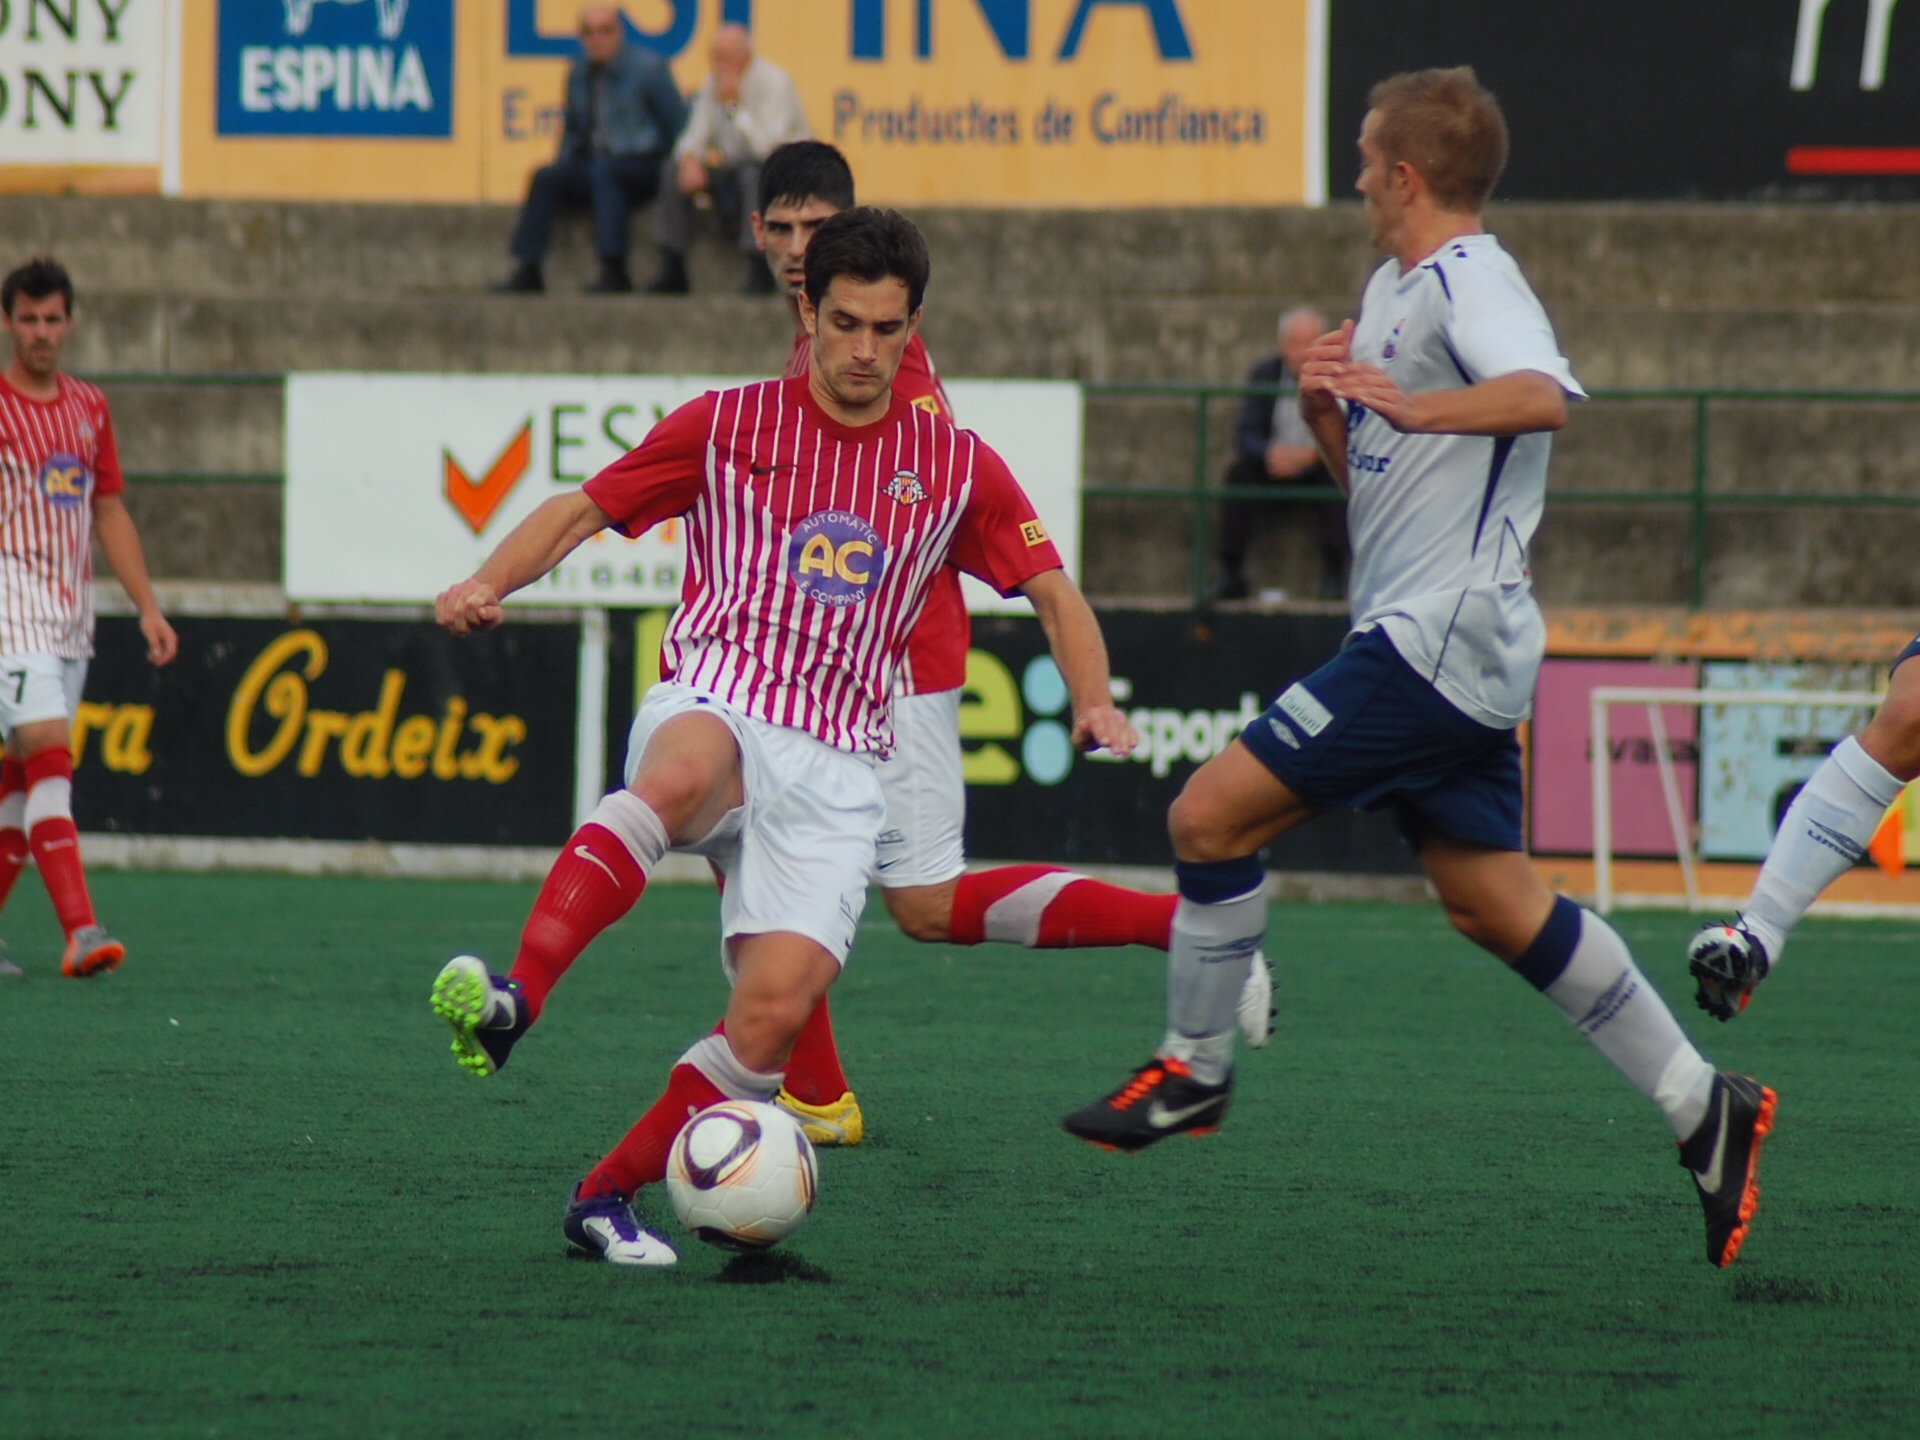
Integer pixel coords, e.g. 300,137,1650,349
169,0,1317,206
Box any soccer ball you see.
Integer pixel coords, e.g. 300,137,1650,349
666,1100,818,1251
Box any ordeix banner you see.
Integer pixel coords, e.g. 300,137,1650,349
284,373,1081,611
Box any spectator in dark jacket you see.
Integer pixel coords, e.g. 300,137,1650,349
1213,308,1349,601
497,5,688,295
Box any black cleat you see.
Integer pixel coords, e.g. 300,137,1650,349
1687,920,1771,1022
1679,1071,1777,1268
1062,1056,1230,1153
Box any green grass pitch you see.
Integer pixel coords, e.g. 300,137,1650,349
3,872,1919,1438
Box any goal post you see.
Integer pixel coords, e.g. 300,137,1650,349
1587,686,1883,915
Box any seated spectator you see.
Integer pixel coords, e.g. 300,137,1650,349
647,24,810,295
1213,307,1349,601
496,5,687,295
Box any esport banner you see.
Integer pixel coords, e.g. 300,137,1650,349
75,615,575,846
604,607,1419,874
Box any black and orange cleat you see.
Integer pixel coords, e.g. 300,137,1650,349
1687,919,1770,1022
61,924,124,978
1061,1055,1231,1153
1679,1071,1777,1268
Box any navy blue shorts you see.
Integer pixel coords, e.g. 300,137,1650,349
1896,634,1920,672
1238,628,1524,852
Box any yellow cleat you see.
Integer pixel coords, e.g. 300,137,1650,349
775,1088,865,1147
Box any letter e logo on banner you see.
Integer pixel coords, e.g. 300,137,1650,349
444,419,533,535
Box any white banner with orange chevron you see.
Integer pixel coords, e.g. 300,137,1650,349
284,373,1081,610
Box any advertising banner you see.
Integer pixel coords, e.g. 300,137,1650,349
284,372,1081,611
75,614,576,846
604,607,1419,873
1697,661,1883,861
1329,0,1920,200
1530,660,1698,859
0,0,168,181
173,0,1317,205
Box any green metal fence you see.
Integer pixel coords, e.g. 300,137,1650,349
1080,382,1920,609
89,372,1920,612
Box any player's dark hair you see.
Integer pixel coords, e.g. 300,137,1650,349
2,257,73,318
1367,67,1508,213
803,207,929,314
758,141,855,214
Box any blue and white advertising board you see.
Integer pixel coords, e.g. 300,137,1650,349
216,0,454,137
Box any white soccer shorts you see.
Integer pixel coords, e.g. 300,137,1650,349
0,653,87,734
623,683,884,972
872,687,967,890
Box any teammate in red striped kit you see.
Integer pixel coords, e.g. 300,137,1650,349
429,208,1137,1264
746,143,1274,1147
0,259,177,980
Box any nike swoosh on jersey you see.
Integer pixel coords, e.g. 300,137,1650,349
574,846,620,884
1696,1087,1731,1194
1147,1097,1219,1129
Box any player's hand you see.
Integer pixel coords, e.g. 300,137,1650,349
1071,703,1136,758
1297,320,1355,418
139,607,178,667
1326,364,1424,431
436,579,504,637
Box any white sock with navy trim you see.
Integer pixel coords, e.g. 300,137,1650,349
1515,896,1716,1139
1743,736,1905,965
1158,857,1266,1085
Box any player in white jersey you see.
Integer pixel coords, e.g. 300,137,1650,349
1063,70,1774,1269
0,259,176,980
1686,636,1920,1019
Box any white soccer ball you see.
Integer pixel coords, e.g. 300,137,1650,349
666,1100,818,1251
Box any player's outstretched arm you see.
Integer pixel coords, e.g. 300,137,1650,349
92,493,178,666
437,491,612,637
1019,568,1135,758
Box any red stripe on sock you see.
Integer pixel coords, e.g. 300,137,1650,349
782,995,849,1105
29,816,93,934
1036,879,1176,950
581,1062,726,1197
948,865,1066,945
508,821,646,1022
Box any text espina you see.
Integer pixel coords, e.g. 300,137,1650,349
226,630,524,783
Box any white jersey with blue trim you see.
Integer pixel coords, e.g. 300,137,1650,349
1341,232,1585,729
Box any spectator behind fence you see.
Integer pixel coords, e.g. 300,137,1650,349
496,5,688,296
1213,308,1349,602
647,24,811,295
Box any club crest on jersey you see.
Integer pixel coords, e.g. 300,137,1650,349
1382,320,1404,361
789,510,886,607
38,454,88,508
884,470,927,506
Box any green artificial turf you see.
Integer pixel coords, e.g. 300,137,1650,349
2,872,1918,1438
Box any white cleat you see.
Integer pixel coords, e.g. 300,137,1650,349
1237,949,1274,1049
563,1187,679,1267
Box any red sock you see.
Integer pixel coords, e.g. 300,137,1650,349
580,1061,726,1198
0,758,28,916
782,996,850,1105
949,865,1176,950
24,748,92,935
509,822,647,1022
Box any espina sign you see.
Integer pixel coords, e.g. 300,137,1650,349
74,616,575,847
171,0,1316,206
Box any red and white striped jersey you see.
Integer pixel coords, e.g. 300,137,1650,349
785,332,968,695
0,374,123,659
583,375,1061,755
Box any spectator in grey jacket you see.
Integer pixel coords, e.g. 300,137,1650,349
647,24,810,294
498,5,688,295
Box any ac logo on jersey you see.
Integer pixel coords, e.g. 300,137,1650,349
38,454,89,509
789,510,887,606
884,470,927,506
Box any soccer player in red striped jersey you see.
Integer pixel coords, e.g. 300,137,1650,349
0,259,177,980
746,142,1273,1146
430,208,1138,1264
